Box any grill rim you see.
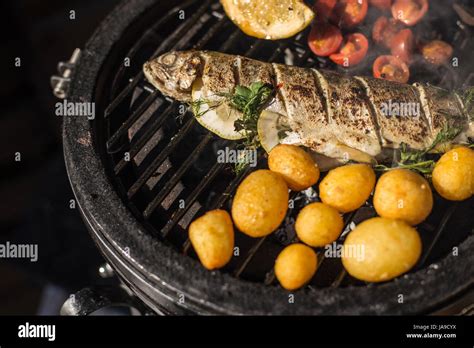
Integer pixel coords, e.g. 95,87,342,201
63,0,474,315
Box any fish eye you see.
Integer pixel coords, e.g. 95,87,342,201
185,56,201,75
161,54,177,66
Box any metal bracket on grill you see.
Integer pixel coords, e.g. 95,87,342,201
60,285,153,316
50,48,82,99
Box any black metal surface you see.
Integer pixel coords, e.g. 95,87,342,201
63,0,474,314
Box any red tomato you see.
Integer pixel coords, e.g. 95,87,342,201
314,0,337,19
330,33,369,67
370,0,392,10
391,0,429,26
373,55,410,83
390,28,414,63
308,23,343,57
372,16,403,47
421,40,454,66
332,0,369,28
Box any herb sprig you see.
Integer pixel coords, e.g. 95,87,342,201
189,97,217,118
189,81,274,174
375,124,463,175
224,82,274,147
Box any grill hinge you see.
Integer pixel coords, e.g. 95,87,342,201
50,48,82,99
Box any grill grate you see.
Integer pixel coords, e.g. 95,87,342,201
101,0,474,289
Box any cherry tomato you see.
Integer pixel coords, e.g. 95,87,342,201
370,0,392,10
391,0,429,26
308,23,343,57
330,33,369,67
373,55,410,83
421,40,454,66
390,28,414,63
314,0,337,19
332,0,369,28
372,16,403,47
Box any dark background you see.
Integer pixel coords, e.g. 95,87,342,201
0,0,120,315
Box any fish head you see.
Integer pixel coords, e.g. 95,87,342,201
143,51,203,102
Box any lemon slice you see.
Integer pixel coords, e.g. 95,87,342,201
220,0,314,40
257,110,281,152
258,110,299,152
191,79,245,140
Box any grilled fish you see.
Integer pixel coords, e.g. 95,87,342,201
143,50,473,162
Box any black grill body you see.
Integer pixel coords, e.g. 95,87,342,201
63,0,474,315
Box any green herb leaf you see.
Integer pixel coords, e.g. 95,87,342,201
376,124,462,176
227,82,274,148
425,123,462,153
189,98,220,118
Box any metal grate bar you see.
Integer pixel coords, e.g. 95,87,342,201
182,164,253,254
113,21,242,172
161,160,226,237
193,14,228,48
233,236,268,277
418,203,459,267
113,101,177,174
108,5,189,99
106,91,159,152
331,270,347,288
219,28,243,52
143,133,214,218
319,210,358,286
316,251,326,268
127,117,196,199
150,0,212,55
105,0,210,118
245,41,266,57
105,73,145,119
211,165,254,210
105,0,205,118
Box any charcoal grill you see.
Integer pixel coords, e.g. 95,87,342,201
62,0,474,315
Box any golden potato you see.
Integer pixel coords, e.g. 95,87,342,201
295,202,343,247
374,169,433,226
432,147,474,201
274,243,317,290
342,217,422,282
232,170,289,237
189,210,234,270
268,144,320,191
319,164,376,213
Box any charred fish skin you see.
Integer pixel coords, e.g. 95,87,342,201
144,50,470,158
414,83,469,139
355,76,433,150
272,63,329,152
316,70,382,157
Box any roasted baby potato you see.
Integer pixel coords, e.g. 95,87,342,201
274,243,317,290
268,144,320,191
342,217,422,282
319,164,376,213
189,210,234,270
374,168,433,225
295,202,343,247
432,147,474,201
232,170,289,237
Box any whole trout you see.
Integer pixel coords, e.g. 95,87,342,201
144,50,473,161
